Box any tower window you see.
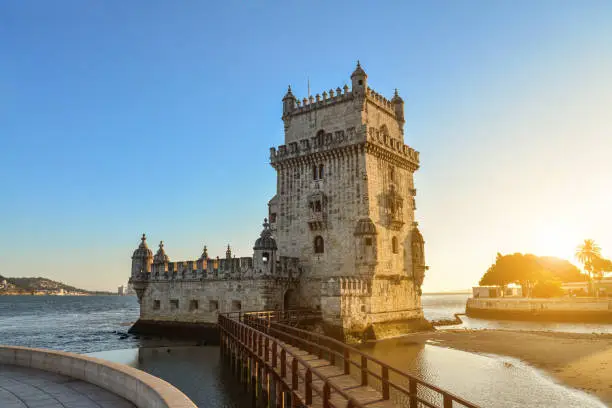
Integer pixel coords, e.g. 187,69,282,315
392,237,399,254
153,300,160,310
316,130,325,147
313,164,324,180
189,300,199,311
358,80,363,85
314,200,321,212
365,238,372,246
262,252,269,264
170,299,179,310
314,236,324,254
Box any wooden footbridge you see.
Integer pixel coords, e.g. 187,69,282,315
218,310,479,408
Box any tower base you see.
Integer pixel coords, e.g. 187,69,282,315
128,319,219,344
319,317,433,344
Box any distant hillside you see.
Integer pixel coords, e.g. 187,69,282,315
0,275,113,295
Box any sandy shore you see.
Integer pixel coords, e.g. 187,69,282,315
399,329,612,404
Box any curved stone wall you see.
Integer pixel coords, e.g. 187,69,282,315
0,345,196,408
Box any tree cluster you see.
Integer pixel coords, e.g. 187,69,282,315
479,240,612,298
479,253,584,298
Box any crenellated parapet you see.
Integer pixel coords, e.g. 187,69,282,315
270,126,367,167
282,84,353,119
364,127,420,170
270,126,419,171
131,229,301,285
365,86,403,121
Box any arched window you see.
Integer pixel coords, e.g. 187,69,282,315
314,236,324,254
392,236,398,254
262,252,269,264
319,164,324,179
313,165,318,180
380,124,389,137
316,130,325,147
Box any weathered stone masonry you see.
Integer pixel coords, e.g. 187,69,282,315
129,63,429,341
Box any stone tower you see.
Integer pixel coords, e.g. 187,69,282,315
269,62,429,340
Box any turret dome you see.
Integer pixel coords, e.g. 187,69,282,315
253,218,277,250
392,88,404,104
351,60,367,78
283,85,296,101
132,234,153,259
153,241,170,264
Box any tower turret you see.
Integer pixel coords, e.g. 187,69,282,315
152,241,170,273
253,218,277,276
392,88,405,125
351,61,367,97
282,86,296,117
200,245,208,260
411,224,427,295
131,234,153,277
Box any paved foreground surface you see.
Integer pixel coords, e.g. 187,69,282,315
0,364,136,408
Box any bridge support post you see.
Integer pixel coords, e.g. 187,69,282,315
250,359,257,408
243,355,250,391
259,364,269,407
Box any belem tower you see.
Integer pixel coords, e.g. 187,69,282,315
129,63,429,342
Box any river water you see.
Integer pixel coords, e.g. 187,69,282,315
0,295,609,407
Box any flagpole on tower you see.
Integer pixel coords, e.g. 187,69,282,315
307,77,310,99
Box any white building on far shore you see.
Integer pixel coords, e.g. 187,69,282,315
472,284,522,298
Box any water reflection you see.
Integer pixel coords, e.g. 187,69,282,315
89,346,251,408
360,338,606,408
91,343,606,408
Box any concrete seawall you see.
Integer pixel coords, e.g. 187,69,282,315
0,345,196,408
466,297,612,322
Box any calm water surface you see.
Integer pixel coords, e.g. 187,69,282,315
0,295,609,407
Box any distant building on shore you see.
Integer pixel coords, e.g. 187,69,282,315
562,278,612,297
472,284,522,298
118,283,135,296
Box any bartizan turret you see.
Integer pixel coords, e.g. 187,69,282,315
282,86,296,118
392,88,405,126
253,218,277,276
351,61,367,97
131,234,153,278
130,234,153,302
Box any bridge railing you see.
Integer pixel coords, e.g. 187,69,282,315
220,310,479,408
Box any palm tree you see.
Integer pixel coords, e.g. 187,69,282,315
575,239,601,296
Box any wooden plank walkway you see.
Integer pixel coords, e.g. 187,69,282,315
266,340,396,408
219,311,479,408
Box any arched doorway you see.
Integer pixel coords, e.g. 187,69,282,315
283,289,297,310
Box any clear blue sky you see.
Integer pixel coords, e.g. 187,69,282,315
1,1,611,291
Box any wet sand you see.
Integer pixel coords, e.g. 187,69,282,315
397,329,612,404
